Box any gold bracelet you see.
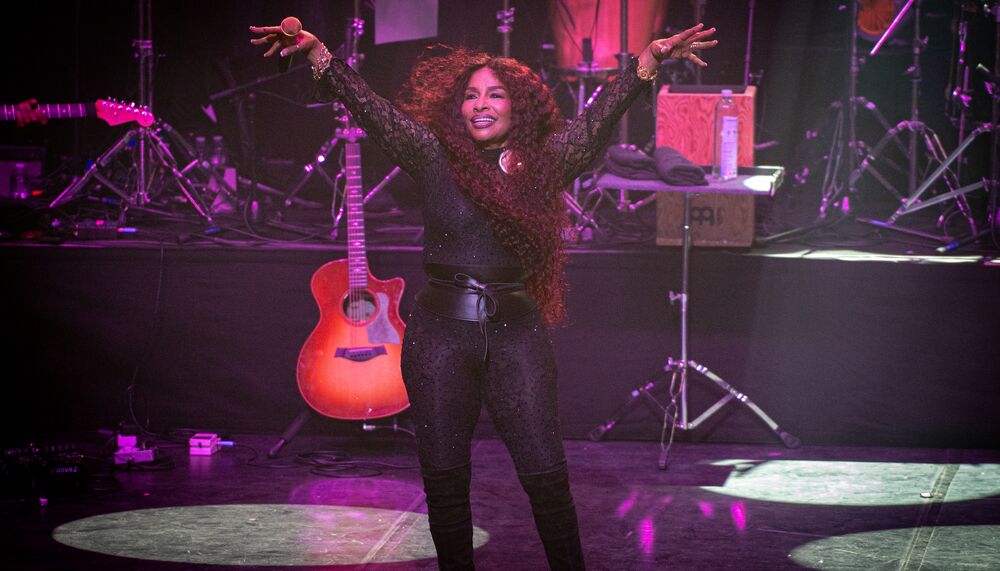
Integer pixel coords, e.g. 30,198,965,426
311,45,333,81
636,61,658,82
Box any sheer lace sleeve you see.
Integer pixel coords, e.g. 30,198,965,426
315,58,443,183
545,58,652,185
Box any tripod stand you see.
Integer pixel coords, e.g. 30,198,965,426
50,120,214,222
589,168,799,467
49,0,212,222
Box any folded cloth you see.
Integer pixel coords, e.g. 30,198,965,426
604,144,707,186
654,147,708,186
605,144,659,180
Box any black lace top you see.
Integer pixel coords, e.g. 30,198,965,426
315,57,651,268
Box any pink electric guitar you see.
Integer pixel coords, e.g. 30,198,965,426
2,99,155,127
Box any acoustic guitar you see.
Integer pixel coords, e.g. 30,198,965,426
1,99,155,127
296,126,410,420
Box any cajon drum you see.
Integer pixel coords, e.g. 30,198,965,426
656,85,756,247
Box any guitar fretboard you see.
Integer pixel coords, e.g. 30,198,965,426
1,103,93,122
345,142,369,291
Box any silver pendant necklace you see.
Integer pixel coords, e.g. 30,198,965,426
499,149,511,174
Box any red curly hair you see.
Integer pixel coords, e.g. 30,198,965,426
397,46,569,325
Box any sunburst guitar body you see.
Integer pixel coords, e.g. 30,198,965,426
295,130,409,420
297,261,408,420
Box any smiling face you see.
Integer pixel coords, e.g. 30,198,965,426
461,66,512,149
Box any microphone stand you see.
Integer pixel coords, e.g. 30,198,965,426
496,0,514,58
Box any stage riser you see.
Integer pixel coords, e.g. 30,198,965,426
3,246,997,448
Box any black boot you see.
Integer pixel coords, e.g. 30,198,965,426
517,463,586,570
422,463,475,570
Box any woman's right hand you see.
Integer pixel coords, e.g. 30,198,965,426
249,19,325,66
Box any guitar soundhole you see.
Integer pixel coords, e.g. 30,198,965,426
342,290,377,324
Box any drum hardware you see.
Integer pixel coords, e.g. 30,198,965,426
857,0,998,246
764,0,991,246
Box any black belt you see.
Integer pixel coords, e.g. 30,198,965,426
415,263,537,361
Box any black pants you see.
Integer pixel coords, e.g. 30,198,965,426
401,304,566,473
401,305,585,570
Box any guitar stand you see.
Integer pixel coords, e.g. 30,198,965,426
589,172,800,467
267,409,414,459
268,409,313,458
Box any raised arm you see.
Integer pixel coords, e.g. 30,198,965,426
545,59,652,186
250,20,442,182
546,23,717,185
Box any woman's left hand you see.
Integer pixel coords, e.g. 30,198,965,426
641,23,718,70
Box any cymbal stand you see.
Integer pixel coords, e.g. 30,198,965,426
763,2,886,245
609,0,642,213
279,9,367,221
562,38,606,236
945,6,975,182
49,0,212,222
815,0,865,220
496,0,514,58
206,62,316,211
934,4,1000,252
565,0,648,234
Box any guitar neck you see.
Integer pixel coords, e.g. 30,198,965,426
1,103,94,122
345,141,369,290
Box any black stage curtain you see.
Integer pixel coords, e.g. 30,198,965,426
3,245,997,449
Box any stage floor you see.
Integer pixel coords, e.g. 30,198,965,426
4,433,1000,570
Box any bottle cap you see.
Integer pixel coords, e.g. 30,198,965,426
721,89,733,97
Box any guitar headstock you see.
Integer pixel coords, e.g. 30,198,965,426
95,99,155,127
335,127,366,143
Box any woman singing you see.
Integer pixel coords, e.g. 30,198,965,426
251,19,716,570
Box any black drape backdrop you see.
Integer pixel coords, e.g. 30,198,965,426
3,245,998,448
5,1,993,210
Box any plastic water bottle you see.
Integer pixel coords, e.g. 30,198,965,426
712,89,738,181
10,163,29,199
